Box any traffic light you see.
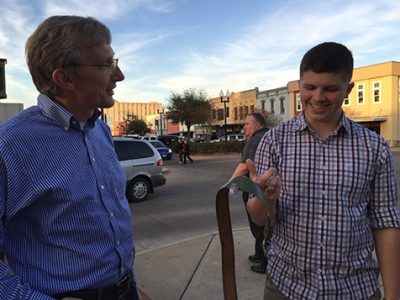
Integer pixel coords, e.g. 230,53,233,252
0,59,6,99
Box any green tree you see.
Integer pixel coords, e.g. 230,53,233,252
126,114,149,135
166,89,212,137
256,110,283,128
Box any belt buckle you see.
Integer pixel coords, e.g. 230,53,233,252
116,273,131,299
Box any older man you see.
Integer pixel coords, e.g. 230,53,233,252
238,112,270,274
0,16,139,299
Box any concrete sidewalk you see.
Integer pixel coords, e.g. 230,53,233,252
134,228,265,300
134,228,385,300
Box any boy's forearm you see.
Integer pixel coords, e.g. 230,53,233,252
373,228,400,300
247,196,275,225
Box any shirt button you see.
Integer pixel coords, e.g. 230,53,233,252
92,157,96,162
318,268,322,273
116,240,121,245
64,127,69,131
110,212,114,217
320,215,325,221
121,267,125,274
320,242,324,248
101,185,105,189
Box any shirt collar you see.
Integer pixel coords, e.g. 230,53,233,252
295,111,350,135
37,94,100,130
253,127,268,136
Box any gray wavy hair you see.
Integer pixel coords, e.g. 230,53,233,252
25,15,111,97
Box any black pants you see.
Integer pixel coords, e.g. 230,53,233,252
183,153,193,163
243,192,265,257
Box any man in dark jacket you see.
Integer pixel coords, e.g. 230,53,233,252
182,138,194,164
239,112,271,274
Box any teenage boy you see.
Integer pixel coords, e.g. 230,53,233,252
240,42,400,300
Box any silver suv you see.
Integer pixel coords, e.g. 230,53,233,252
113,137,166,202
210,134,245,143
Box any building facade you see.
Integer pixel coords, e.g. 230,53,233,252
104,61,400,145
344,61,400,146
103,101,163,136
209,88,257,138
287,79,301,118
287,61,400,146
257,86,289,123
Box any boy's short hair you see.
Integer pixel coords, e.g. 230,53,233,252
300,42,353,82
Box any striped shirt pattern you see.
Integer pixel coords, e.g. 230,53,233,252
254,112,400,300
0,94,135,298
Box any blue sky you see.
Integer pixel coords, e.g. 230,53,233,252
1,0,400,109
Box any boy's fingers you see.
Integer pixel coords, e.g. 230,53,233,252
231,163,248,178
245,159,258,180
259,167,278,190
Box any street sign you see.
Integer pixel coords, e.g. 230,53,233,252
0,59,6,99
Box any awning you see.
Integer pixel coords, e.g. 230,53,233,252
351,116,387,122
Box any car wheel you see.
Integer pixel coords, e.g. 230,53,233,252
126,177,151,202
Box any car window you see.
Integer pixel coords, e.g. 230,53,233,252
114,140,154,161
150,141,164,148
158,135,178,143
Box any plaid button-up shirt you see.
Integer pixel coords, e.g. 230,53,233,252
254,112,400,299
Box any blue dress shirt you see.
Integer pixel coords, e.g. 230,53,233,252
0,94,135,299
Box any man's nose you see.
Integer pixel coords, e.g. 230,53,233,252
313,88,325,100
113,66,125,81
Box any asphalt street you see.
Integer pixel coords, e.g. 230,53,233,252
130,153,248,254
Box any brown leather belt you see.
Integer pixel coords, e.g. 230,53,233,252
55,272,132,300
216,176,268,300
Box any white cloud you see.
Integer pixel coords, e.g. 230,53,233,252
42,0,136,20
1,0,400,109
147,0,400,103
41,0,175,20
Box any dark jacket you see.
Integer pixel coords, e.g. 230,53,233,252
241,127,269,163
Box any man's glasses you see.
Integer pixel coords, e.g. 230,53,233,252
69,58,119,73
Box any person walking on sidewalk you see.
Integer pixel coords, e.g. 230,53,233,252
177,138,184,163
182,138,194,164
238,42,400,300
0,16,140,299
233,113,270,274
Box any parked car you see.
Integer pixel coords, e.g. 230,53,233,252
140,135,158,141
113,137,166,202
210,134,245,143
190,136,205,143
149,140,173,160
157,135,181,149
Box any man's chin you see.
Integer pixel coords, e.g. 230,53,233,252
101,98,116,109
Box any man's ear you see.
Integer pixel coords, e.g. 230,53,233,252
52,68,74,91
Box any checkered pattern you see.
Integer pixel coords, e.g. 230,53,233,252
254,112,400,299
